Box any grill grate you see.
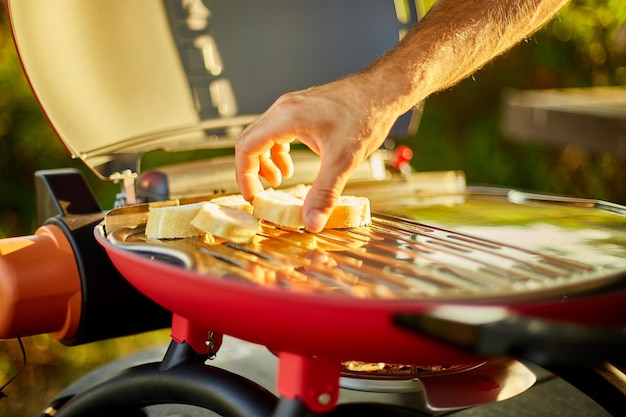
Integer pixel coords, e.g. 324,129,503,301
110,211,614,302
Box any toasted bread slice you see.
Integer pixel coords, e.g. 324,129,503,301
280,184,311,200
210,194,254,215
253,189,305,229
191,202,260,243
326,196,371,229
252,188,371,230
145,201,206,239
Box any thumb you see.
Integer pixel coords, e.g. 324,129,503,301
302,156,354,232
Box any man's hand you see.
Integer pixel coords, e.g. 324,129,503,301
235,77,397,232
235,0,569,232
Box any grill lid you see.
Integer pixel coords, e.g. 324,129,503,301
8,0,418,182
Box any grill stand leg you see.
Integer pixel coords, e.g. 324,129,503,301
275,352,341,415
170,313,223,357
272,397,320,417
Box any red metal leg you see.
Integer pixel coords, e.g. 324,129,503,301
276,352,342,414
170,313,223,356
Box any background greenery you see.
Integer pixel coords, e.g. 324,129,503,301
1,1,625,416
411,0,626,203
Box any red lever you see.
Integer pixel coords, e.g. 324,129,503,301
0,225,81,340
390,144,414,173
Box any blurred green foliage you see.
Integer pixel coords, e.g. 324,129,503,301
412,0,626,203
0,1,625,416
0,330,170,416
0,7,118,238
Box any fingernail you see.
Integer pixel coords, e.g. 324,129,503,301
305,209,326,233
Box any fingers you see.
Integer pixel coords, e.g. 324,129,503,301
235,123,295,202
271,141,295,180
258,150,283,188
257,141,295,187
302,153,355,232
235,148,265,202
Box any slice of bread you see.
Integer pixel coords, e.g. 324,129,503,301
145,201,206,239
281,184,311,200
252,188,371,230
253,189,305,229
191,202,260,243
210,194,254,215
326,196,371,229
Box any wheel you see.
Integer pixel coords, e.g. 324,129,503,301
52,361,277,417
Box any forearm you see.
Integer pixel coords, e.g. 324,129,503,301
360,0,570,116
234,0,570,231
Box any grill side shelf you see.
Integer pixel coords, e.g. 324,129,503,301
393,306,626,365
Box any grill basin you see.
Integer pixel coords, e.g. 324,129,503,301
97,185,626,368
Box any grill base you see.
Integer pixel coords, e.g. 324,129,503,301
40,336,618,416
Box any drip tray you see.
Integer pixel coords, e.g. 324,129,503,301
339,358,537,412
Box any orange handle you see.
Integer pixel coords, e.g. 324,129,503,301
0,224,81,340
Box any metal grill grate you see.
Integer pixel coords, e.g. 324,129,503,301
109,211,614,302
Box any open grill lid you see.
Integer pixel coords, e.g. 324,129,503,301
8,0,420,182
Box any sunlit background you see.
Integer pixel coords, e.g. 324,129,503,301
1,1,625,416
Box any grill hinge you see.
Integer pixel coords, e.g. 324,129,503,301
111,170,138,207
